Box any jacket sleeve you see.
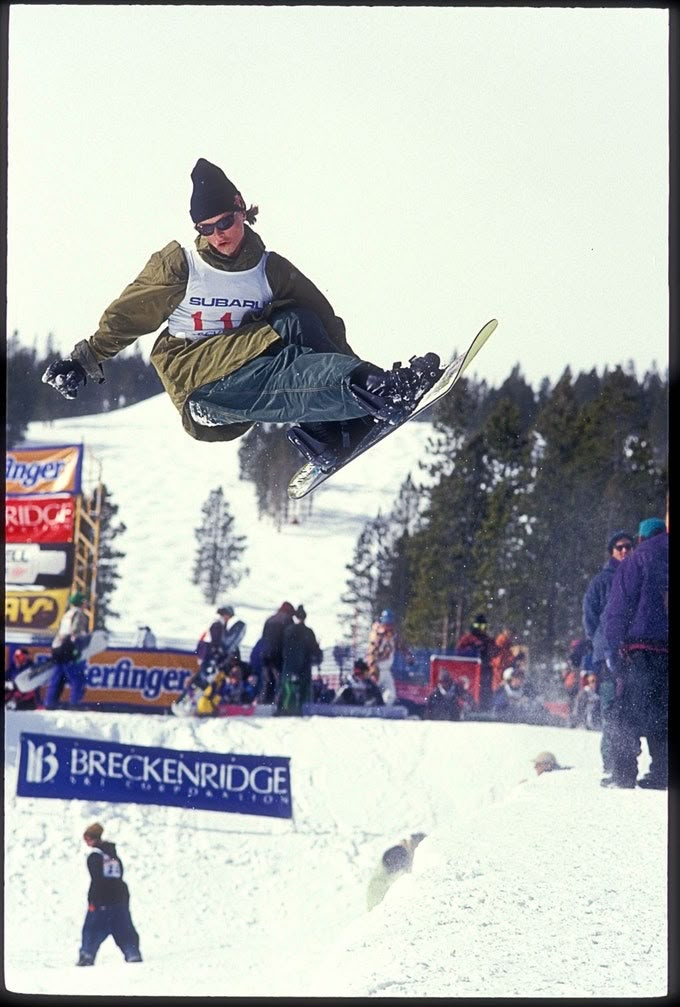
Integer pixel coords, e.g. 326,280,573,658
582,575,601,640
265,252,357,356
605,558,640,655
70,241,189,381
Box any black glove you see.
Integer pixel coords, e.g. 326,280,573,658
42,358,87,399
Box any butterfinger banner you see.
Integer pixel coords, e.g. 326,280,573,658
6,445,84,496
5,588,71,633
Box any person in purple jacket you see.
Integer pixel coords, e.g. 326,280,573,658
603,515,668,789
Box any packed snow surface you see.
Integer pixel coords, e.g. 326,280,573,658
4,709,667,998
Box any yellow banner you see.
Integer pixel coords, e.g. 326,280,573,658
5,588,70,633
6,445,84,496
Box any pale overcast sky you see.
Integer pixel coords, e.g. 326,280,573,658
6,5,669,388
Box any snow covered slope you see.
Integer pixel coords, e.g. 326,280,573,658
4,708,667,998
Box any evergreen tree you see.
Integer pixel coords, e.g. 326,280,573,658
237,425,303,528
468,396,533,634
6,331,38,447
93,484,127,628
192,487,249,604
339,513,392,646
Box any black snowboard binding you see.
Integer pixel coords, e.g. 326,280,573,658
350,352,443,422
287,418,375,470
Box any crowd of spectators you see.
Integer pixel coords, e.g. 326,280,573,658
6,509,667,786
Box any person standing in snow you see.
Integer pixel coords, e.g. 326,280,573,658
366,609,399,705
44,591,90,709
603,516,668,790
41,158,443,469
77,822,142,966
277,605,323,715
195,603,237,675
455,613,498,712
259,601,296,704
582,529,635,773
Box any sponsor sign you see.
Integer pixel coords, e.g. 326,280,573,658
5,588,70,633
5,495,77,544
17,732,293,819
5,543,74,588
83,649,197,708
6,445,84,496
430,655,482,705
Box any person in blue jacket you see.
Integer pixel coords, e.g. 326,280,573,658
582,529,635,773
77,822,143,966
603,515,668,790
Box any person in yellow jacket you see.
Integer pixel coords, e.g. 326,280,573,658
42,159,442,468
366,832,426,911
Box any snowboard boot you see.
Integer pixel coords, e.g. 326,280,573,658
350,353,443,421
125,952,143,963
287,418,374,471
77,952,95,966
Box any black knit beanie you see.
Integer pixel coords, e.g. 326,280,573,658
190,158,245,223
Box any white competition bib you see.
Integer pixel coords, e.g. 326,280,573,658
168,248,273,340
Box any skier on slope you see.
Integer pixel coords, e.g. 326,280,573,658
42,158,443,469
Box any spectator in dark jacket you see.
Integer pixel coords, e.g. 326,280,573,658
77,822,142,966
424,669,463,721
259,601,295,703
333,659,384,706
456,613,498,712
277,605,323,715
5,648,42,711
582,529,635,769
603,516,668,789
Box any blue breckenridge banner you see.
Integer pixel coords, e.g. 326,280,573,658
17,732,292,819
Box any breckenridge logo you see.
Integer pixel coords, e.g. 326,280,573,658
24,738,60,783
17,733,293,820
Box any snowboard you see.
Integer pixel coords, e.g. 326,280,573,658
287,319,498,499
13,629,109,693
171,620,246,717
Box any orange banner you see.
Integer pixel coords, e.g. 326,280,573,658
6,445,83,496
5,588,70,633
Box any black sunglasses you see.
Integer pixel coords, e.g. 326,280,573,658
195,212,238,236
613,542,633,552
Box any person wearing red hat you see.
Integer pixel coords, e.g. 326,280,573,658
42,158,443,470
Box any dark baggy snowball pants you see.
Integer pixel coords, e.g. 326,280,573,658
609,650,668,784
187,307,371,425
80,903,141,961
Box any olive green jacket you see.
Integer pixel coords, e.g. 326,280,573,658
71,227,355,441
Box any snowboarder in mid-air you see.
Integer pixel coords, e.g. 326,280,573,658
42,158,443,470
